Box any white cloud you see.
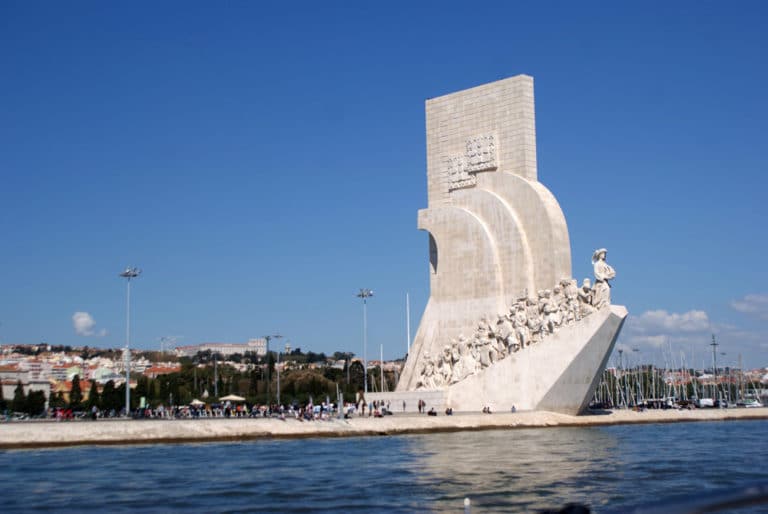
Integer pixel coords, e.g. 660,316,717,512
630,309,710,334
730,294,768,320
615,307,768,367
619,309,712,354
626,334,668,348
72,312,107,337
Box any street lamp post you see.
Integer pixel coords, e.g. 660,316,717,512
119,266,141,417
277,341,291,408
264,334,282,411
356,288,373,394
193,357,198,395
214,355,218,398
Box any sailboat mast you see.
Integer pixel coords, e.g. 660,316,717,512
739,353,744,401
710,334,719,401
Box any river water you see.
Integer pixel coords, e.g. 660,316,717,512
1,419,766,512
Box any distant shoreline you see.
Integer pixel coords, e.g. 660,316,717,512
1,408,766,450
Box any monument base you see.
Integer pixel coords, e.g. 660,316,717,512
366,390,447,414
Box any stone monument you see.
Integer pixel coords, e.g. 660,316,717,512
392,75,628,415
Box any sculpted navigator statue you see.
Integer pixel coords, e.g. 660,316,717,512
591,248,616,309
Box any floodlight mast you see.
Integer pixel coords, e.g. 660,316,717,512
277,341,291,407
356,288,374,395
711,334,719,401
119,267,141,417
264,333,282,411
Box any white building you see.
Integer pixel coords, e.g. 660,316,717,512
174,338,267,358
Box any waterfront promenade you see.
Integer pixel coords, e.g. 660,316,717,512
1,408,767,449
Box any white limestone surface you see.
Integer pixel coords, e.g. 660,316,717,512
400,75,573,392
1,409,766,449
444,306,625,414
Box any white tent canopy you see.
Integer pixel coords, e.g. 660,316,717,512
189,399,205,406
219,394,246,402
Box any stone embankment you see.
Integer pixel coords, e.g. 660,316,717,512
1,408,766,449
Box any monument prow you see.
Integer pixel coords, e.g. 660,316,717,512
392,75,628,415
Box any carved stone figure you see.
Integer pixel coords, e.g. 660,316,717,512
438,345,453,385
472,333,490,369
451,336,476,384
451,338,461,367
422,354,437,389
542,289,561,334
512,302,529,350
563,278,579,322
578,278,595,317
552,285,565,329
416,353,430,389
526,296,543,344
478,316,494,340
497,311,517,353
592,248,616,309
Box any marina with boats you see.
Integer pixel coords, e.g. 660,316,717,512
590,337,766,411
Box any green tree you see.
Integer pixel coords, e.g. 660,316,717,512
49,391,66,409
306,351,327,363
100,380,121,412
113,382,136,412
158,380,170,405
216,375,224,399
323,367,343,383
26,390,46,416
348,361,365,392
0,382,6,411
69,375,83,409
283,369,336,404
85,379,100,410
248,368,259,399
11,380,26,413
134,376,150,405
332,351,353,361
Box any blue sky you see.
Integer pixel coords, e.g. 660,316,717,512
1,2,767,367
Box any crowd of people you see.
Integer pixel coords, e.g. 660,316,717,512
26,398,525,422
42,399,385,422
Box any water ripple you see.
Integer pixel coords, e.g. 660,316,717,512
1,420,767,512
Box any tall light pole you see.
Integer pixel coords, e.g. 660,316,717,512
380,343,384,393
277,341,291,407
356,288,373,394
406,292,411,356
214,355,218,397
193,356,198,396
710,334,719,400
264,334,282,410
119,266,141,417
